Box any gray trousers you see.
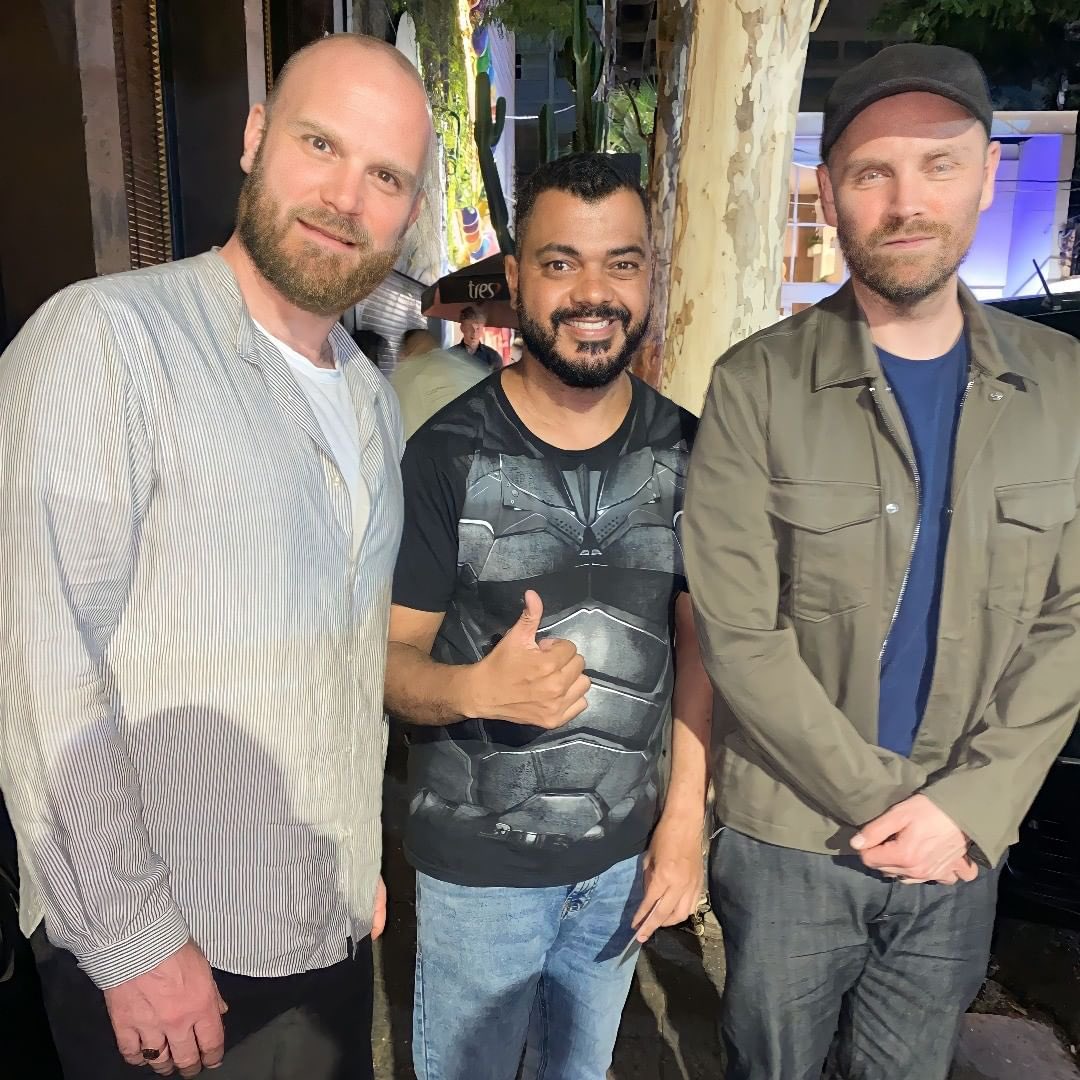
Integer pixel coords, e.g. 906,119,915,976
710,827,999,1080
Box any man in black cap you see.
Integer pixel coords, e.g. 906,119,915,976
685,43,1080,1079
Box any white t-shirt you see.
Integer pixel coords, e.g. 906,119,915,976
253,321,367,554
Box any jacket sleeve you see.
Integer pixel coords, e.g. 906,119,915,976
924,468,1080,866
684,351,927,827
0,287,189,989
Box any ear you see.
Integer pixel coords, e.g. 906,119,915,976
979,140,1002,213
240,104,268,175
817,163,838,228
504,254,520,306
406,190,427,232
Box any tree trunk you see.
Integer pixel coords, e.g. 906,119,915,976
633,0,694,390
647,0,827,414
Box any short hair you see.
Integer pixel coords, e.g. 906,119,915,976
513,153,650,255
459,306,485,323
400,327,439,357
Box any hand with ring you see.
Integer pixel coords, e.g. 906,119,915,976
104,940,227,1077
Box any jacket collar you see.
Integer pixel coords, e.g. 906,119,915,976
811,278,1037,390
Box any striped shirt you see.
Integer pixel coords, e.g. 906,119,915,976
0,251,403,989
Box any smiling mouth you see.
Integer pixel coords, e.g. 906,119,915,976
563,318,618,335
297,220,356,248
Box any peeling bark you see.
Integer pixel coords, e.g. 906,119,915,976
633,0,693,389
648,0,822,414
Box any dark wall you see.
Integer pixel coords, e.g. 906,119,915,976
0,0,97,344
160,0,250,258
267,0,336,83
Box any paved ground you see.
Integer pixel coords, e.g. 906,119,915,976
991,916,1080,1050
953,1016,1079,1080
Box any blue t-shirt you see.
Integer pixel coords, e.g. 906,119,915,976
876,336,968,756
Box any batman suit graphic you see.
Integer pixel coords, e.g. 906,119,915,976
405,424,690,877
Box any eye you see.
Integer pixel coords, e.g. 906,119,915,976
856,169,885,184
544,260,573,272
930,160,955,174
375,169,402,190
306,135,333,155
612,260,640,273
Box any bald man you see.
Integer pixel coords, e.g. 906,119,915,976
0,34,432,1080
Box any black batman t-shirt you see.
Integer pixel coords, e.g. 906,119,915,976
392,371,697,887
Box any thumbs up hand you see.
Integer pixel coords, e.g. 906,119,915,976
467,590,591,729
502,588,546,650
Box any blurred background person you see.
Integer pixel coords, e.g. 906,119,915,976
450,305,503,370
391,327,492,440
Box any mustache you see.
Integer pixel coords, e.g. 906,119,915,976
289,206,373,248
549,303,632,330
869,218,953,246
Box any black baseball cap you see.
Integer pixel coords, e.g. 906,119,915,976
821,43,994,161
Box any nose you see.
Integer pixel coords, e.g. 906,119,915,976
569,264,614,307
320,163,366,219
886,166,928,224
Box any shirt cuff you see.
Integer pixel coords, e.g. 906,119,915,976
78,905,191,990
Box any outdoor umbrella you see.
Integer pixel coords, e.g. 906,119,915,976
420,253,518,329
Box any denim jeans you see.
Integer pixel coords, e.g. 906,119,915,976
412,854,644,1080
710,827,1000,1080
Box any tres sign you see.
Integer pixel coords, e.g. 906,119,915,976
468,281,501,301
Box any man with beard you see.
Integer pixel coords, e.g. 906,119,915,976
0,33,432,1080
384,153,712,1079
684,44,1080,1080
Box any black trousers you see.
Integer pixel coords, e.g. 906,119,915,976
32,928,374,1080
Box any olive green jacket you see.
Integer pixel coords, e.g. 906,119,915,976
684,281,1080,865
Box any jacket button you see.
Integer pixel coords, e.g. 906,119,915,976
885,502,900,514
989,390,1004,402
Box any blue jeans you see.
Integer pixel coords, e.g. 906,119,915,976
412,854,644,1080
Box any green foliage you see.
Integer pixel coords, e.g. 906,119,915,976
606,80,657,184
392,0,483,224
480,0,575,42
873,0,1080,108
876,0,1077,38
569,0,605,152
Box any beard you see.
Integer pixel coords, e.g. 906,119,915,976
515,297,650,390
236,150,403,316
836,206,979,308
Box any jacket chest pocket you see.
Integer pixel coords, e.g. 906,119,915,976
767,480,881,622
987,479,1077,622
